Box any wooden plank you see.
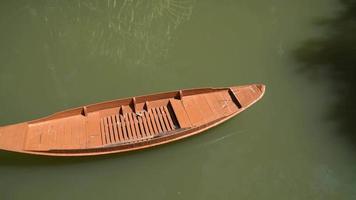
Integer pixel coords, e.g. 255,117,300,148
86,112,102,148
141,114,150,136
69,120,81,149
25,125,41,150
132,113,142,139
150,109,162,134
220,90,238,113
212,91,230,117
103,117,111,144
120,115,129,141
169,99,192,128
228,88,242,108
204,93,224,119
124,114,133,140
216,91,237,115
0,124,27,151
121,105,132,115
35,116,86,150
128,113,138,139
115,115,124,142
78,118,87,149
163,106,175,130
110,115,119,142
195,94,217,123
63,121,73,149
137,117,146,137
182,96,205,127
107,117,116,143
148,109,162,134
217,91,232,114
144,112,155,135
155,107,168,132
192,96,210,125
100,119,106,145
56,124,66,149
152,108,164,133
147,99,170,109
160,107,172,131
39,124,51,151
48,123,59,150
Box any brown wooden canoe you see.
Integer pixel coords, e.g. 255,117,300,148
0,84,265,156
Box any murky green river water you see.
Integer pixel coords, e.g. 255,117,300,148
1,0,356,199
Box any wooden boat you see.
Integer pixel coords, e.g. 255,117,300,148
0,84,265,156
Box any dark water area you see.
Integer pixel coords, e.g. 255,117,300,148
295,0,356,143
0,0,356,199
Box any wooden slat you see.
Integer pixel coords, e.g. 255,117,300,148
104,117,112,144
169,99,191,128
156,107,167,132
141,114,151,136
110,115,119,142
100,119,105,145
149,109,162,134
113,116,119,142
120,115,129,140
115,115,124,142
137,117,146,137
132,113,142,139
124,114,133,140
148,109,162,134
107,117,116,143
163,106,175,130
128,113,137,139
144,112,155,135
153,108,165,133
160,107,172,131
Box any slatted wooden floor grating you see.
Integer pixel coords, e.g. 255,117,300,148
100,106,177,145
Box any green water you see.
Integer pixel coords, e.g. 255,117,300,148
1,0,356,199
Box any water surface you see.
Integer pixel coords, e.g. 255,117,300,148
1,0,355,199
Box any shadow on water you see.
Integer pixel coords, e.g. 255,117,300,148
294,0,356,141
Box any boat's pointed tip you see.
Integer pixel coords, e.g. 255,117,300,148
255,84,266,94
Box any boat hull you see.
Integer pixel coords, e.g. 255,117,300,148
0,84,265,156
